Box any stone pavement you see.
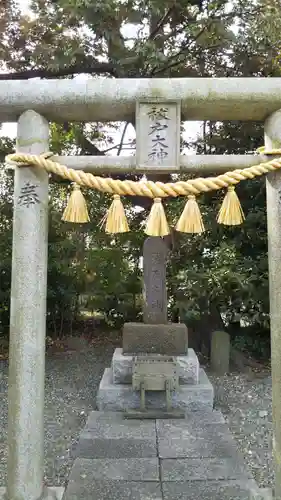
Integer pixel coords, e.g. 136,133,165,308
63,409,261,500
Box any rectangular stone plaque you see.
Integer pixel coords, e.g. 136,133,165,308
136,100,180,170
143,237,168,324
122,323,188,355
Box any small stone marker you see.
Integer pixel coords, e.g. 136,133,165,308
210,330,230,375
143,237,168,324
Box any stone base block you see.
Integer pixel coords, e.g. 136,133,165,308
122,322,188,355
97,368,213,412
112,348,199,385
0,487,65,500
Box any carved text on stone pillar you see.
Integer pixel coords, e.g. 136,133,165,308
18,182,40,207
136,101,180,170
143,237,168,324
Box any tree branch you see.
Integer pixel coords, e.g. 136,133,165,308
148,6,175,41
0,61,118,80
117,122,130,156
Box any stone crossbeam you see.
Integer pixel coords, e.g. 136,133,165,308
1,78,281,122
36,154,266,174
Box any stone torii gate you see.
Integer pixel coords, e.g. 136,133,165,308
0,78,281,500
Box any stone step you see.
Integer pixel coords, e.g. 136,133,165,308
112,347,199,385
72,411,157,459
64,411,260,500
63,457,257,500
162,480,259,499
96,367,214,412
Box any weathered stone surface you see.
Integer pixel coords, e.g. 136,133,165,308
210,330,230,375
83,410,156,436
66,457,159,481
265,110,281,500
122,322,188,355
162,479,258,500
158,422,239,459
3,78,281,123
143,237,168,324
64,480,162,500
112,348,199,384
160,457,252,481
0,487,65,500
173,408,225,425
250,488,273,500
96,368,213,412
7,110,49,500
136,101,180,170
72,412,157,459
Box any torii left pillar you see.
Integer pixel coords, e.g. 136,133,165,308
6,110,49,500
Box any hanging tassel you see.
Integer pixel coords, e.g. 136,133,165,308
102,194,129,233
144,197,170,237
217,186,245,226
175,195,205,234
62,183,90,223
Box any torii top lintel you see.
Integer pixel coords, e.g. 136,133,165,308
0,77,281,123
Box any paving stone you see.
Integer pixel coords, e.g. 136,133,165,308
162,479,258,499
157,423,239,459
67,457,159,481
97,367,213,412
112,347,199,384
63,480,162,500
161,457,252,481
72,410,157,459
83,410,156,438
175,408,225,424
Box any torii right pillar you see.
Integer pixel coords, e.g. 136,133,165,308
265,110,281,499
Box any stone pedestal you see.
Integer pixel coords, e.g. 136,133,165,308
97,347,214,413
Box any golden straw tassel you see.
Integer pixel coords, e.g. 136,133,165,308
217,186,245,226
175,195,205,234
62,183,90,223
103,194,129,233
144,197,170,237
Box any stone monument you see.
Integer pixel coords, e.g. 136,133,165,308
123,237,188,356
97,99,213,413
97,235,213,413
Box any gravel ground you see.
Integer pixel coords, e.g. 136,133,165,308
208,369,273,489
0,342,273,489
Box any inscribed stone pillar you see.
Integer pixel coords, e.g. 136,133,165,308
143,237,168,324
264,109,281,500
7,110,49,500
210,330,230,375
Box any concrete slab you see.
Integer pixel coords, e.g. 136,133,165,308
157,408,225,426
97,367,213,412
72,411,157,459
83,410,156,438
162,479,258,500
63,480,162,500
67,457,159,481
160,457,252,481
112,347,199,384
157,423,239,459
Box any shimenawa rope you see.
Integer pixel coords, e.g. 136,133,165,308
5,147,281,236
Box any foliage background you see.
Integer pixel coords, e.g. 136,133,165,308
1,0,281,358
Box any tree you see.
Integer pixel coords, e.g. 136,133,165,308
0,0,279,357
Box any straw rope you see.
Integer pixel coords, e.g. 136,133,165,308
5,149,281,199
